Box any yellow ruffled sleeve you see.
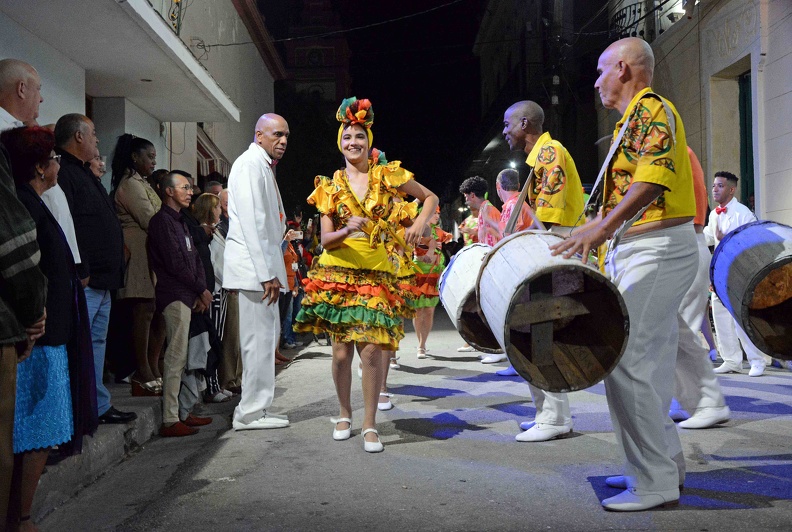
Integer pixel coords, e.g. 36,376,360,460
388,200,418,225
307,175,337,215
378,161,414,191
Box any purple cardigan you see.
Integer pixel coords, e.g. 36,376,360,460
147,204,207,312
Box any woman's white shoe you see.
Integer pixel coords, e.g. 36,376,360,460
362,428,384,453
377,392,393,411
331,417,352,441
389,356,400,369
416,348,427,359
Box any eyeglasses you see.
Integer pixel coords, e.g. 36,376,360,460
49,155,62,163
171,185,192,191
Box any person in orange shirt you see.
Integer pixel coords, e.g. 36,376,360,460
459,176,500,247
668,147,730,429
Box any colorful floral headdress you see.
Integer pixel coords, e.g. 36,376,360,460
336,97,374,151
368,147,387,166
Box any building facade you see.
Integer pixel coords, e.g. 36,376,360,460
1,0,284,190
602,0,791,223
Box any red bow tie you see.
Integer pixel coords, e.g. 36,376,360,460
715,206,727,215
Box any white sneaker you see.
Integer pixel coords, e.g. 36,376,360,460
678,406,730,429
748,364,765,377
233,415,289,430
515,423,572,442
481,353,508,364
713,363,741,374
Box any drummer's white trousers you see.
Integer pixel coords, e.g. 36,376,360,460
675,233,727,412
605,222,698,494
528,386,571,426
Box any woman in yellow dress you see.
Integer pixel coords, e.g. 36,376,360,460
294,97,438,452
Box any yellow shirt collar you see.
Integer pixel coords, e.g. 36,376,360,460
616,87,653,127
525,131,553,167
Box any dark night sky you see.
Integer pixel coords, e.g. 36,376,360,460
262,0,489,203
261,0,612,211
335,0,488,197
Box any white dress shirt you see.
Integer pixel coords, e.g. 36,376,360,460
222,143,288,291
1,106,82,264
703,197,757,247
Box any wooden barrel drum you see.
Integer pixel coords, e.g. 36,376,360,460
711,220,792,359
438,244,503,354
476,232,629,393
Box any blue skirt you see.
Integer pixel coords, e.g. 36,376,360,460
14,344,74,453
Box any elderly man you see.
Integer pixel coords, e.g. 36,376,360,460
500,99,585,441
0,142,47,529
55,114,135,425
552,37,699,511
705,171,768,377
224,114,290,430
148,172,213,437
0,60,84,279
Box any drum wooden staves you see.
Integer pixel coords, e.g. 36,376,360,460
476,231,629,393
438,243,503,354
711,220,792,359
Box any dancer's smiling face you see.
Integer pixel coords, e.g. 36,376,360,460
341,124,369,164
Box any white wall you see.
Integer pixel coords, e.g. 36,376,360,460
760,0,792,225
157,0,274,164
603,0,792,225
166,122,198,178
0,10,85,125
93,97,167,191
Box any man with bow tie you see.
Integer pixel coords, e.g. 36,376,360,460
223,114,291,430
705,171,769,376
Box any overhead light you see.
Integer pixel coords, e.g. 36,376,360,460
458,207,467,212
509,161,516,168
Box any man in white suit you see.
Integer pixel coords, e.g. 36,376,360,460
705,171,768,377
224,114,291,430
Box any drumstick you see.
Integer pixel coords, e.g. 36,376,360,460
504,168,546,235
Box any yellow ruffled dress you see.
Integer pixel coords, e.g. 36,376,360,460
293,162,414,350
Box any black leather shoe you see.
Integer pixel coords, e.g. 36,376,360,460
98,406,138,424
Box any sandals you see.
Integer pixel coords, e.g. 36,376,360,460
417,348,427,359
331,417,352,441
362,428,384,453
131,379,162,397
389,356,400,369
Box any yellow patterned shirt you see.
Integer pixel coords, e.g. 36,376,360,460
603,87,695,225
525,131,584,227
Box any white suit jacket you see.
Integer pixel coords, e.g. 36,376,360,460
223,143,287,291
703,197,756,247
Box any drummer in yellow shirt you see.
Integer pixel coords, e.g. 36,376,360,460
499,99,584,442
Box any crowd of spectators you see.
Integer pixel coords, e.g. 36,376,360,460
0,58,319,529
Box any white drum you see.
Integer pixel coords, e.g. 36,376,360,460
438,244,502,354
476,231,628,392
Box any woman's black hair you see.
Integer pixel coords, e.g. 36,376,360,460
110,133,154,192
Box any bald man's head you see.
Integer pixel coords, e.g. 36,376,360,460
595,38,655,113
254,113,290,160
503,100,544,152
604,37,655,83
0,59,43,123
